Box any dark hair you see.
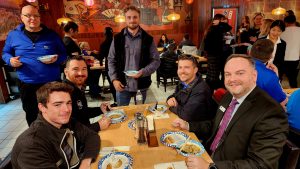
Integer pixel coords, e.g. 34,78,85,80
124,5,140,16
178,54,198,67
284,15,296,24
63,21,78,33
65,55,86,68
36,82,73,107
270,20,285,32
226,54,255,69
286,10,295,16
104,27,113,37
158,33,169,44
213,14,225,20
250,39,274,62
184,33,190,40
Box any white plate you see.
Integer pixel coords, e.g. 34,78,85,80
98,152,133,169
105,109,127,124
37,54,57,62
160,131,189,148
124,70,139,77
176,139,205,157
149,104,168,114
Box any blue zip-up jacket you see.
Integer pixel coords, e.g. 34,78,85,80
2,24,67,84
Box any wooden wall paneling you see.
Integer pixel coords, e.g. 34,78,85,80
39,0,65,37
0,41,9,103
196,0,212,48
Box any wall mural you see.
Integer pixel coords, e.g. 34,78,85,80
0,7,20,41
63,0,174,33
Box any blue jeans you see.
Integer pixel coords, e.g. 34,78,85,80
116,89,147,106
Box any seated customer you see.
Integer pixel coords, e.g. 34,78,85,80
286,89,300,146
178,33,195,49
166,55,216,124
160,42,178,61
173,54,288,169
11,82,100,169
250,39,288,108
64,56,111,132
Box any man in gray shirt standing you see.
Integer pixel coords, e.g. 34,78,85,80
108,5,160,106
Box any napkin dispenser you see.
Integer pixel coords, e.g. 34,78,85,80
146,115,159,147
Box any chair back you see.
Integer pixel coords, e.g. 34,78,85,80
278,127,300,169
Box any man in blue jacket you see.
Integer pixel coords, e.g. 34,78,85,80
2,3,67,126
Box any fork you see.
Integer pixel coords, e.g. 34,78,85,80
179,136,191,152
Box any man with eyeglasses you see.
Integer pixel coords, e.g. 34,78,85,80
11,82,100,169
167,54,216,141
2,3,67,126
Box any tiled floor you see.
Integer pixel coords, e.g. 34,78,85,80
0,75,175,161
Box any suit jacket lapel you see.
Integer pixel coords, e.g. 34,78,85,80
218,87,258,146
210,94,232,140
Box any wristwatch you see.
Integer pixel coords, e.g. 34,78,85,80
209,163,217,169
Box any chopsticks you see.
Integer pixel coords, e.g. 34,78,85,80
179,136,190,152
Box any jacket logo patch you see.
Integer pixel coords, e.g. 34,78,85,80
44,46,49,49
77,100,83,110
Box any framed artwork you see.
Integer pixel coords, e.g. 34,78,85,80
63,0,174,33
0,7,21,41
212,7,238,35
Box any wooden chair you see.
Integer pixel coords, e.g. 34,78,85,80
156,57,178,92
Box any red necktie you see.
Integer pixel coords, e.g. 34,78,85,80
210,99,239,153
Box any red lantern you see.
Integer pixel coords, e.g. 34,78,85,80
185,0,193,4
84,0,94,7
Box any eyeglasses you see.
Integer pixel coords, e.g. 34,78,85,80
22,14,40,19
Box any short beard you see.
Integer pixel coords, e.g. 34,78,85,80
128,24,139,31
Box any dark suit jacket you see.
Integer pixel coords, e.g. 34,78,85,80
190,87,288,169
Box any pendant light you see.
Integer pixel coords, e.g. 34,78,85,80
57,17,72,26
84,0,94,7
114,15,125,23
26,0,36,2
167,12,180,21
272,7,286,15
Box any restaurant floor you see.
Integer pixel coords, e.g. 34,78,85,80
0,75,175,161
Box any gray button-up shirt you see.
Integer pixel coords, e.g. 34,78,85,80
108,27,160,92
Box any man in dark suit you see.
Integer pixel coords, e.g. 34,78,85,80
173,54,288,169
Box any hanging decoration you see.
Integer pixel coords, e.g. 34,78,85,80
26,0,36,2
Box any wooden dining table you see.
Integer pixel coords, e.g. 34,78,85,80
283,88,299,95
91,104,213,169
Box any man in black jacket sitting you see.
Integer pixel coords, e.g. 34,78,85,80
167,55,216,140
64,56,111,132
11,82,100,169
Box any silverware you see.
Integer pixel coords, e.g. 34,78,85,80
154,101,158,110
179,136,190,152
